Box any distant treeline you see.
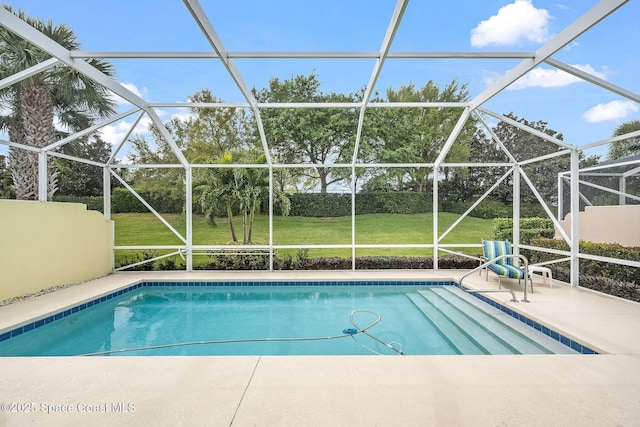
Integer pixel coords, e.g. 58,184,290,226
54,189,549,219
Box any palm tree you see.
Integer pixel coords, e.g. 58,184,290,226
194,152,241,243
608,120,640,160
0,6,116,199
195,151,290,244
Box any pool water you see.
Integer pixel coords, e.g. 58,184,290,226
0,284,579,356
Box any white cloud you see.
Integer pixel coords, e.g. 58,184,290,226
471,0,551,47
170,111,194,123
99,116,152,145
582,100,639,123
482,70,503,87
110,82,148,106
509,64,609,89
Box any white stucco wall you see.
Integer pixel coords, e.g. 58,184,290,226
556,205,640,247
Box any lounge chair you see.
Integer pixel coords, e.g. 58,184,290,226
481,240,532,291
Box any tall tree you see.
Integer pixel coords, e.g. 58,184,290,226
469,113,598,205
55,135,112,196
0,6,116,199
0,154,14,198
253,73,359,193
129,89,257,195
364,80,474,193
608,120,640,160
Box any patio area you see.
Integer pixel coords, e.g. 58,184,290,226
1,270,639,426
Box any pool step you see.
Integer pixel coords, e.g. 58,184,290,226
426,287,574,354
405,292,487,354
407,290,517,354
407,287,575,355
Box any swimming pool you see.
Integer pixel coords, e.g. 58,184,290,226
0,281,594,356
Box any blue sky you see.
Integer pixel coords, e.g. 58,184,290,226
2,0,639,160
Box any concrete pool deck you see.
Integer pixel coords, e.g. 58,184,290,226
1,270,639,426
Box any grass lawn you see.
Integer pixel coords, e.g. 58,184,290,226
113,212,493,266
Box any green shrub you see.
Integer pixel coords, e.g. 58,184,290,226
275,192,433,217
111,187,185,213
544,265,640,303
442,200,549,219
285,193,352,217
530,238,640,285
356,192,432,215
493,217,555,244
116,249,158,271
195,249,272,270
276,254,478,270
52,195,104,212
111,188,147,213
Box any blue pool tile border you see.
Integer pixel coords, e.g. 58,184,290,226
463,288,597,355
0,280,597,354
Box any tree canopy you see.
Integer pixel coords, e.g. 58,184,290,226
363,80,474,193
608,120,640,160
254,73,360,192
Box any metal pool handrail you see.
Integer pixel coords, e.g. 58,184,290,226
459,254,531,303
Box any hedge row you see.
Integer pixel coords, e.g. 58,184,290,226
530,238,640,285
493,217,556,244
58,190,549,219
52,195,104,212
443,200,549,219
122,253,480,271
539,266,640,303
278,192,433,217
54,188,186,214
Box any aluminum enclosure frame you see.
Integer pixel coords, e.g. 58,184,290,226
1,0,638,286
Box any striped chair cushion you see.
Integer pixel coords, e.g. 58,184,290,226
487,263,526,279
482,240,514,266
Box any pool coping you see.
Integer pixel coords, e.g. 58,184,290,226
2,270,639,426
0,278,597,355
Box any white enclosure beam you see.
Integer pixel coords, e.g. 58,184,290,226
623,165,640,178
352,0,409,165
47,151,105,167
570,149,581,286
110,170,187,244
44,108,141,152
579,129,640,151
557,174,564,221
478,107,571,149
107,111,147,165
438,168,513,242
185,165,193,271
513,166,521,256
145,109,189,167
183,0,272,166
148,102,468,109
72,51,537,60
519,149,571,166
545,58,640,103
0,8,150,111
475,110,518,164
434,108,471,167
433,169,439,270
0,57,58,90
103,167,111,221
520,168,571,244
0,139,41,153
577,179,640,202
38,151,47,202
